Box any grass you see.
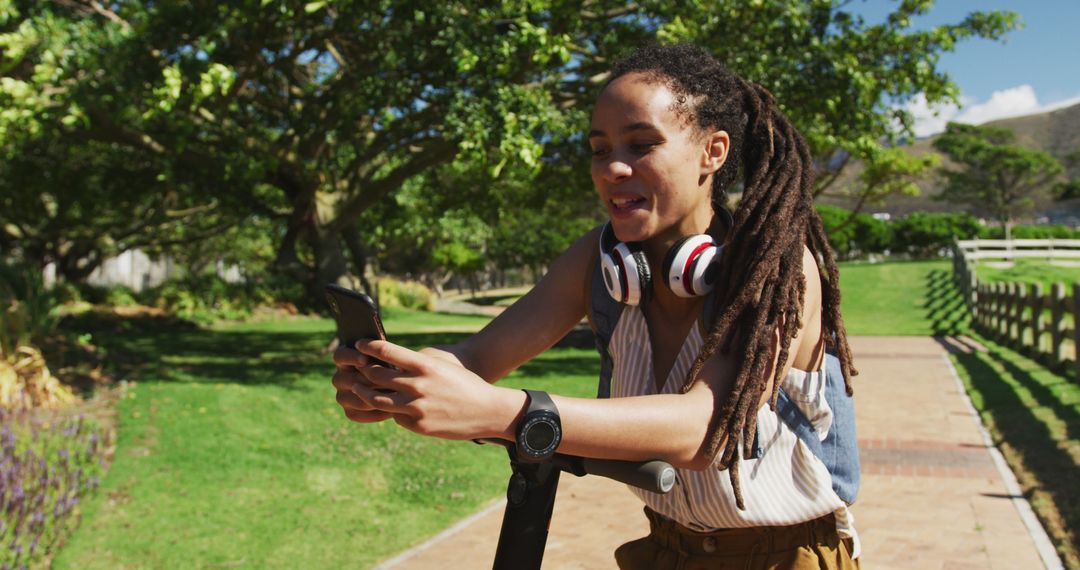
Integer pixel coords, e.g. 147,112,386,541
53,310,600,570
837,260,969,336
949,335,1080,568
53,258,1079,568
977,259,1080,290
834,258,1079,565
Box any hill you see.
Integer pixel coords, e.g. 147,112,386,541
819,102,1080,223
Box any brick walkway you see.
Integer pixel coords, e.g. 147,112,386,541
377,337,1060,569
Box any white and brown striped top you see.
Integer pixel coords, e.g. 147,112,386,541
609,307,858,551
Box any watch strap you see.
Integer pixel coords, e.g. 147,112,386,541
523,389,557,415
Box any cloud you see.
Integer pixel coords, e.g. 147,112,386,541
904,85,1080,138
903,92,965,138
954,85,1039,125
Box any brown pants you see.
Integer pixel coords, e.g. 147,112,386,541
614,508,860,570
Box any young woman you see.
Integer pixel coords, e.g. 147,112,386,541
332,44,859,569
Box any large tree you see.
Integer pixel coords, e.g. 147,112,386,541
933,122,1064,239
1,1,1018,301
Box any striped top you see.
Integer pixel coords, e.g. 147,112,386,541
609,307,858,547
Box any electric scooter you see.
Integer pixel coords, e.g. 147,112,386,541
475,438,676,570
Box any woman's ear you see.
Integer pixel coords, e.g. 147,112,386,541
700,130,730,176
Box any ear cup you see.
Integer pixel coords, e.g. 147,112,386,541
663,234,721,297
599,223,652,306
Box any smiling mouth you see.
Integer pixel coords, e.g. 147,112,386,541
611,196,646,211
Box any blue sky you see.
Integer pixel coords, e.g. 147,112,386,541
854,1,1080,136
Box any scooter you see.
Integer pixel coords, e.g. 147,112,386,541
475,438,676,570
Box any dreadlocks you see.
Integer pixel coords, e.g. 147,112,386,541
609,44,858,509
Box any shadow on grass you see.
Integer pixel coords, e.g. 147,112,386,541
951,345,1080,566
64,311,602,389
924,269,971,336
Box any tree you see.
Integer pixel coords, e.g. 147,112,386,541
933,122,1064,240
1,1,1018,303
649,0,1016,202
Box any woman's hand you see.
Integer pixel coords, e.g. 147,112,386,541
350,339,525,441
332,344,394,423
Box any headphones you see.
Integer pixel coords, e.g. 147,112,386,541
598,222,725,306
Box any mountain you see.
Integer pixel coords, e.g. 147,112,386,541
818,102,1080,223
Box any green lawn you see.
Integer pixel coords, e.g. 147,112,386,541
54,311,599,570
949,334,1080,568
837,260,968,336
976,259,1080,290
55,258,1079,568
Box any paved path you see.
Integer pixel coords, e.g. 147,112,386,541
377,337,1060,569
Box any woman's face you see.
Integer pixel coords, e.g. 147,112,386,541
589,72,721,246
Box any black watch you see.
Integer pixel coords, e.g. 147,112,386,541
515,390,562,462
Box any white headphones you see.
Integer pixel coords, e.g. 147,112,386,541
598,222,724,305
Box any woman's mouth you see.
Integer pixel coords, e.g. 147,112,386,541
610,196,647,216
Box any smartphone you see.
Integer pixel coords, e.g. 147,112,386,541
325,284,391,368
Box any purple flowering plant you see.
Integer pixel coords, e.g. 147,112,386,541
1,407,112,569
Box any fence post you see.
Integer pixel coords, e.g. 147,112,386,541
1031,283,1044,357
1073,283,1080,383
996,283,1007,340
968,262,978,318
1014,283,1026,351
1051,283,1065,368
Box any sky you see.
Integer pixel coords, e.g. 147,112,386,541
853,0,1080,137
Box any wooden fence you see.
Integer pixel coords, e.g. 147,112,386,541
953,239,1080,382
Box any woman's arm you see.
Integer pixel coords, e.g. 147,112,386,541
448,225,602,382
350,246,824,469
333,226,600,421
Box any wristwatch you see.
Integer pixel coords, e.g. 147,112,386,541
514,390,562,462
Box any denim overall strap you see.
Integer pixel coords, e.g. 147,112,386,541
773,353,860,504
590,255,625,399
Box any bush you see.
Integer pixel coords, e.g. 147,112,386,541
815,205,893,259
141,276,263,323
0,261,59,356
892,212,981,257
816,205,857,258
104,286,139,307
979,224,1080,239
376,278,434,311
0,410,111,569
852,214,893,255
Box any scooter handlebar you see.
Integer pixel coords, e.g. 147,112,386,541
474,438,676,494
559,456,676,494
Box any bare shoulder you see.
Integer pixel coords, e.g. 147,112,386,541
801,245,823,302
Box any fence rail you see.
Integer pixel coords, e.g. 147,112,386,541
955,238,1080,261
953,241,1080,383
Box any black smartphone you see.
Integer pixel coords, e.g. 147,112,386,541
325,284,391,367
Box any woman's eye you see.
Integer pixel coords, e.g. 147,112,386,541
630,142,659,153
591,147,610,157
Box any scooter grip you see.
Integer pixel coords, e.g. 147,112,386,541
578,458,676,494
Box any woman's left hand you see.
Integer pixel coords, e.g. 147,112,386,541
350,339,523,441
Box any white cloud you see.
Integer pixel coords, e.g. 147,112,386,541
903,92,964,138
904,85,1080,138
954,84,1039,125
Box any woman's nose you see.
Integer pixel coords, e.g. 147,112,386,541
598,157,632,183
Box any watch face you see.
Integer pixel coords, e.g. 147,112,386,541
519,412,561,460
525,422,556,451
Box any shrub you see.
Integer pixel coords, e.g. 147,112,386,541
142,276,255,323
0,409,111,569
376,278,434,311
103,286,139,307
852,214,893,255
892,212,981,257
0,261,59,356
816,204,857,259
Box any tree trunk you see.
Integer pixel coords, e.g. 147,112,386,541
308,227,349,306
341,226,375,297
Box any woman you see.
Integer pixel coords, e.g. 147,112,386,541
333,44,859,569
